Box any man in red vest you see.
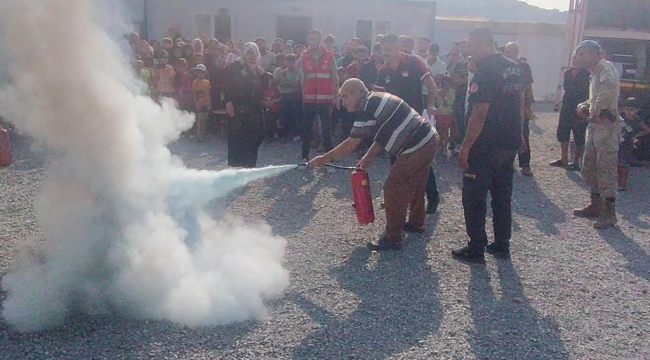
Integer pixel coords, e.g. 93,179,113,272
298,29,340,162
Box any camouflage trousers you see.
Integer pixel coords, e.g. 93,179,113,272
582,122,620,199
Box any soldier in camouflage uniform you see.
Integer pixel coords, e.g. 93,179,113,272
572,40,621,229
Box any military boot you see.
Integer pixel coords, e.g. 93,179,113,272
573,193,602,218
593,197,617,229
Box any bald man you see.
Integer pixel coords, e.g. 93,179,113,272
309,79,439,251
504,42,535,177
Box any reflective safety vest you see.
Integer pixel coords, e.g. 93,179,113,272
301,47,335,104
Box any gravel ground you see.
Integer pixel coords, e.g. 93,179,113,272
1,103,649,359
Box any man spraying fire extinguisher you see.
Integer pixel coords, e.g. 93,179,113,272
309,78,439,251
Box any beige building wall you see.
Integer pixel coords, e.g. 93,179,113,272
143,0,436,50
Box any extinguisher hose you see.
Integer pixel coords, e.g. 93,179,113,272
297,163,357,170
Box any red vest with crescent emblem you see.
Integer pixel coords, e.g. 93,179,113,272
301,47,335,104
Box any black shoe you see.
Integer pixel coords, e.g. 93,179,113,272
485,242,510,259
566,163,580,171
426,196,440,214
367,237,402,251
404,223,425,234
451,246,485,264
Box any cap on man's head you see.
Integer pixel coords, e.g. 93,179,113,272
192,64,207,72
623,97,640,108
576,40,602,51
254,37,266,43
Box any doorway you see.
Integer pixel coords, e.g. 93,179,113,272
277,16,313,44
214,8,232,42
356,19,391,48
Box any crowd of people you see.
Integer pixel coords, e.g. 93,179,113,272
127,27,650,259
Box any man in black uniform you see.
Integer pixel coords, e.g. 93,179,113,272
374,33,441,214
504,42,535,177
452,28,524,263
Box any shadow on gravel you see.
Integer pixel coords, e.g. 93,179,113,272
528,119,546,136
468,261,569,360
618,168,650,230
598,228,650,281
290,244,442,360
0,315,255,359
513,178,566,236
565,170,589,190
261,171,324,237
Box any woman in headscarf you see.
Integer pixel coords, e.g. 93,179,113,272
223,42,266,168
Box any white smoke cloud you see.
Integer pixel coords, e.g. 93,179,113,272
0,0,290,332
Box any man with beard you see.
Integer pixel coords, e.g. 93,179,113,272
451,28,524,263
297,29,340,162
375,33,440,214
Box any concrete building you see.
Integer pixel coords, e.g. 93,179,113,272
126,0,436,49
436,17,567,101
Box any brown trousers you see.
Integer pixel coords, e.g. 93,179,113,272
383,137,438,242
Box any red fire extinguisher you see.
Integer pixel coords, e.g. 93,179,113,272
0,126,12,168
350,166,375,225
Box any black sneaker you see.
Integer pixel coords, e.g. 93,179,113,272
426,196,440,214
485,242,510,259
404,223,425,234
451,246,485,264
566,163,580,171
367,237,402,251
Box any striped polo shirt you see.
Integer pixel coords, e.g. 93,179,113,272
350,92,437,157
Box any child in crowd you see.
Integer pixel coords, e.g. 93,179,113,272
192,64,212,142
182,44,195,67
134,60,152,97
174,58,194,112
141,45,156,68
161,37,174,52
434,75,456,156
153,50,176,99
170,46,183,65
618,97,650,191
262,74,282,143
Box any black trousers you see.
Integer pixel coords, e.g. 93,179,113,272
227,108,263,168
462,149,516,252
301,103,333,160
453,94,467,143
426,166,439,202
279,93,302,138
518,118,531,168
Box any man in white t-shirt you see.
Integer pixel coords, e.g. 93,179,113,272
422,43,446,105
